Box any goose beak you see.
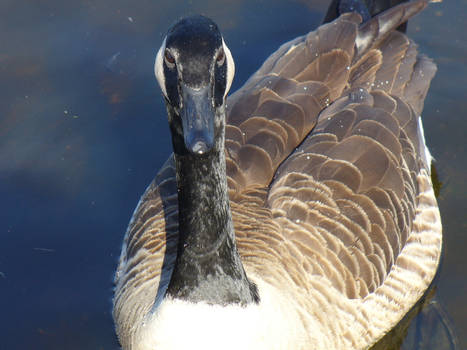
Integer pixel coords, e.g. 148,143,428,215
180,84,215,155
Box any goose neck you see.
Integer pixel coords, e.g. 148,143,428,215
175,135,230,252
166,109,258,305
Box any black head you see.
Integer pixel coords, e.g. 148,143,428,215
154,15,235,155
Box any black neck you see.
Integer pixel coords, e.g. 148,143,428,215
165,106,258,305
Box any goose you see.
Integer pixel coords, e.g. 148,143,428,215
113,0,442,348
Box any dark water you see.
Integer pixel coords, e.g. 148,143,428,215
1,0,465,349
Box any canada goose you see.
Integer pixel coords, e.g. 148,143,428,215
113,0,442,348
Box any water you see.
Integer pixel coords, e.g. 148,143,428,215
1,0,465,349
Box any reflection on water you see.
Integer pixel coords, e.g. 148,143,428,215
402,297,459,350
1,0,466,349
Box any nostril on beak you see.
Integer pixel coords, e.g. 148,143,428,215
191,140,209,154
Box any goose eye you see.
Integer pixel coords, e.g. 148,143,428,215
216,48,225,65
164,50,175,67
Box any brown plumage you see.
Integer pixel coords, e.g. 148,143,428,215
113,1,441,349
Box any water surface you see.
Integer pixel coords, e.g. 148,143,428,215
1,0,465,349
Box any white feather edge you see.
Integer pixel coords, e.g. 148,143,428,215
417,116,433,174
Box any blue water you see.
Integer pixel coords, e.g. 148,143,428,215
1,0,465,349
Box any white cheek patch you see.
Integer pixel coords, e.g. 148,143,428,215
222,38,235,98
154,37,168,99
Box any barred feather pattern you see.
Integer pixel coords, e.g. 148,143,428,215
113,1,441,348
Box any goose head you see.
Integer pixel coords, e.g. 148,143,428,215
154,15,235,155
